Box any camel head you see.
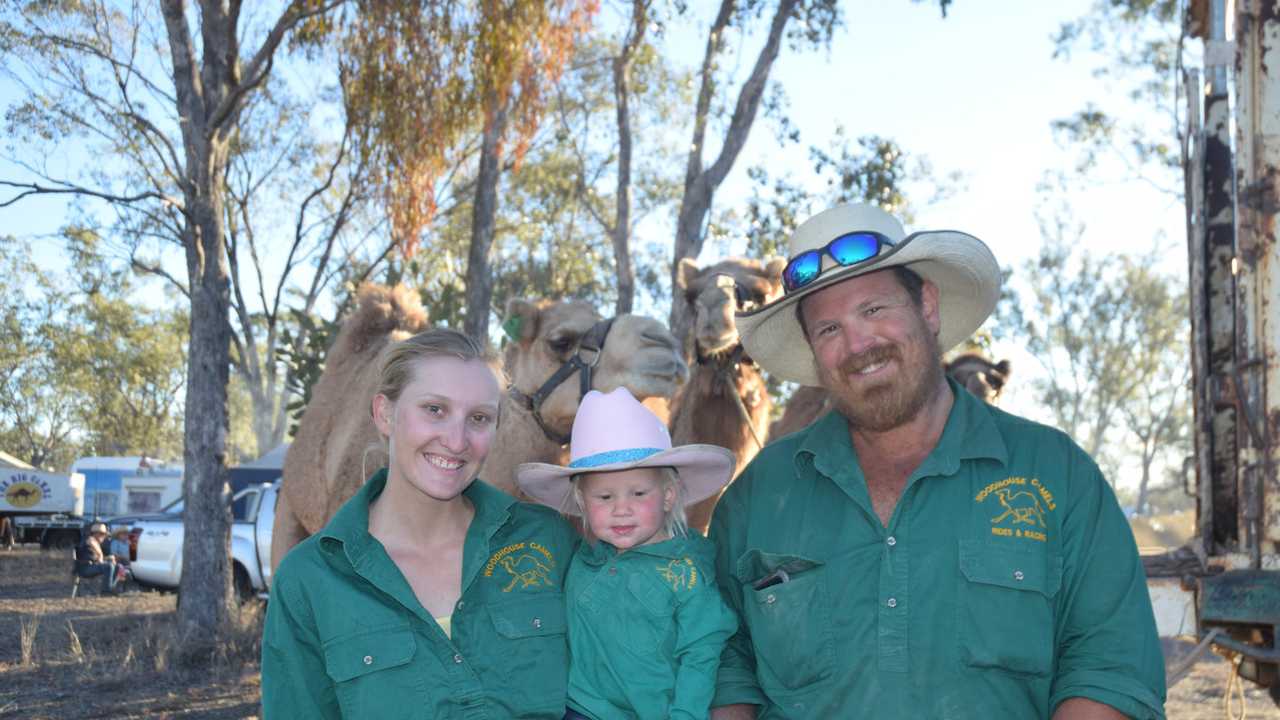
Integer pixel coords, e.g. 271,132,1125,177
944,353,1012,404
676,257,785,357
503,298,688,442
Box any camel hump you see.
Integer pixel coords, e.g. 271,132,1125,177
340,284,430,358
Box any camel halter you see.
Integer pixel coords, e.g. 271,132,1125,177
696,342,766,452
508,317,616,447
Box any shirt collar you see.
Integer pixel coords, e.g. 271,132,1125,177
577,535,691,565
796,376,1008,481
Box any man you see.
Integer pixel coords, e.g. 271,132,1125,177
75,522,122,593
708,204,1165,719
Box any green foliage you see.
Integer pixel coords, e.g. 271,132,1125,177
0,234,188,468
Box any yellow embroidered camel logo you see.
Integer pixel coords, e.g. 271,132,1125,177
656,558,697,591
990,488,1047,528
499,554,552,592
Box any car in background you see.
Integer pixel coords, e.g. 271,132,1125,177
126,481,277,600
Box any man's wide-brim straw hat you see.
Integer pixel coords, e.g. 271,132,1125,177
88,522,108,536
515,388,734,515
736,203,1001,386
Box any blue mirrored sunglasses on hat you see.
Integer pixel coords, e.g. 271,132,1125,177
781,230,892,294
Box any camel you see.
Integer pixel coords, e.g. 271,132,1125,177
767,353,1013,441
271,285,687,570
669,257,786,534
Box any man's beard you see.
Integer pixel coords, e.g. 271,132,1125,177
819,321,944,433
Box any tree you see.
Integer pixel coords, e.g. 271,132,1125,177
668,0,840,343
1050,0,1184,198
338,0,596,341
740,128,961,258
1,0,346,659
0,234,188,470
1001,196,1190,491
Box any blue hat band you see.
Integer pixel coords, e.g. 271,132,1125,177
569,447,665,469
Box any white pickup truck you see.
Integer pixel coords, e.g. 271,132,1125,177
125,481,277,600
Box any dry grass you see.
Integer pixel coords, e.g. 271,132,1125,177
1,546,262,719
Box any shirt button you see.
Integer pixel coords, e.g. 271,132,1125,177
532,617,542,629
887,597,898,608
363,655,373,665
456,600,465,610
453,653,463,664
886,536,897,547
608,567,617,575
765,593,776,604
1014,570,1025,582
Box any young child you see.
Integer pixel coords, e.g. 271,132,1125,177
517,388,738,720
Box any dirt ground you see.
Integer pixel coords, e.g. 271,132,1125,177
2,545,1278,719
0,547,261,719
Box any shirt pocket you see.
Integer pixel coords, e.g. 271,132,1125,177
322,623,426,718
957,540,1063,677
485,592,569,711
735,549,833,691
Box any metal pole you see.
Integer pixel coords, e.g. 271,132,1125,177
1202,0,1241,554
1233,0,1280,568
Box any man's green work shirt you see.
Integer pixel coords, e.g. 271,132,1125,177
262,469,578,719
566,534,737,720
708,380,1167,719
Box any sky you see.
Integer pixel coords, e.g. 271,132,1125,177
0,1,1193,490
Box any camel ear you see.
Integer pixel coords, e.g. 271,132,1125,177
675,258,701,291
503,298,540,344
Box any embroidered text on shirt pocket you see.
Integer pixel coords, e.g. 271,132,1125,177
735,550,833,691
322,624,425,717
957,540,1063,677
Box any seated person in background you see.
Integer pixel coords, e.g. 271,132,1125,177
109,527,131,566
75,522,121,593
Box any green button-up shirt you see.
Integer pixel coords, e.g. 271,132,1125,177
709,380,1166,719
262,469,578,719
566,534,737,720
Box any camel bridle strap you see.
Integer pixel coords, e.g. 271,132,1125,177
696,342,765,452
508,317,616,447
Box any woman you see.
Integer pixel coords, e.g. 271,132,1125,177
262,328,577,719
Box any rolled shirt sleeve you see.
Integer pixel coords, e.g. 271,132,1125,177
1049,446,1167,718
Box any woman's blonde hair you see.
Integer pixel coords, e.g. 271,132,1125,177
568,467,690,544
375,327,505,404
364,327,505,478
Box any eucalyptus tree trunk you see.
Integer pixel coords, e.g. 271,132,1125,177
668,0,800,349
464,102,511,341
610,0,648,316
160,0,335,660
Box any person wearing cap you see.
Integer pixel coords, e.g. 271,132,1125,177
75,521,121,593
708,204,1165,719
517,387,739,720
262,328,578,719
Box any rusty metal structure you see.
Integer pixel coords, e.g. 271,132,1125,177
1181,0,1280,699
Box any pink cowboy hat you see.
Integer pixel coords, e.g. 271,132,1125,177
515,388,734,514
